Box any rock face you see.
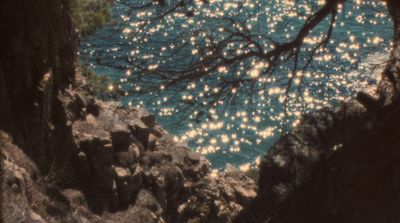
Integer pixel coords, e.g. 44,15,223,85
3,0,400,223
0,1,256,222
62,86,257,222
0,84,257,223
236,98,400,223
0,0,77,182
0,132,85,223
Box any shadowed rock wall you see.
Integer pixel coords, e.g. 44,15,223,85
0,0,77,178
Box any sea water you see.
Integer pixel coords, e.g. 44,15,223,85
80,0,392,169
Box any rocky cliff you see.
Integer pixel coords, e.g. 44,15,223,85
0,1,256,223
1,84,256,223
236,99,400,223
2,1,400,223
0,0,76,177
235,3,400,221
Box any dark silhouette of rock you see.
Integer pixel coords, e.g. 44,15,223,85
236,99,400,223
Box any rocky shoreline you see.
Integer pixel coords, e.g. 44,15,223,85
2,0,400,222
1,79,257,223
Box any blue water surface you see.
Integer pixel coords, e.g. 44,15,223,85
80,0,393,169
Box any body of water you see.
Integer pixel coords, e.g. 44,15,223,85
80,0,392,169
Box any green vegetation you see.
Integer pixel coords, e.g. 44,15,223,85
71,0,114,95
80,65,110,95
71,0,113,36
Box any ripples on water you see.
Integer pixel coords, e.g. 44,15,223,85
80,0,392,169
